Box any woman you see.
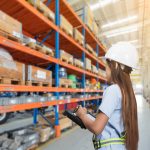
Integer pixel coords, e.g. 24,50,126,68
76,42,139,150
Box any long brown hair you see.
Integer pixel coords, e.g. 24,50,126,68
107,59,139,150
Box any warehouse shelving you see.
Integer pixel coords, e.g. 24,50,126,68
0,0,105,68
0,0,107,137
0,36,106,80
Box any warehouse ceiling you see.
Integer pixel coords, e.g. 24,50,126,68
68,0,149,83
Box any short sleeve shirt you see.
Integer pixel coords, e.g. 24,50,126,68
96,84,126,150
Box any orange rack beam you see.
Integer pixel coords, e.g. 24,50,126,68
0,96,102,113
0,85,103,93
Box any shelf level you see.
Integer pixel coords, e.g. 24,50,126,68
0,36,106,82
0,96,102,113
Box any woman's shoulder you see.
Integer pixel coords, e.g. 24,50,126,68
105,84,121,96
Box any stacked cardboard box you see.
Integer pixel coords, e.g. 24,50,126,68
27,0,55,22
85,58,92,71
0,59,25,84
60,15,73,37
84,6,94,31
0,11,22,39
92,65,98,74
98,68,106,77
93,21,99,37
35,125,55,143
26,65,52,86
73,28,84,45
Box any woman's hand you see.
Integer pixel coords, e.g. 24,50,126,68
76,105,87,119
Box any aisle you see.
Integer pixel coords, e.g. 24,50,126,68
39,95,150,150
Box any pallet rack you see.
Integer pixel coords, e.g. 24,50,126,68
0,0,106,137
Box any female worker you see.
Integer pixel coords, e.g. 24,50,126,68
76,42,139,150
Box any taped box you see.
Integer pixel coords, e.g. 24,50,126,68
60,15,73,37
73,28,84,45
0,10,22,34
85,44,93,54
98,69,106,77
85,58,92,71
26,65,52,86
0,59,25,85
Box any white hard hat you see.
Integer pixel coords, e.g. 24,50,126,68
105,41,139,69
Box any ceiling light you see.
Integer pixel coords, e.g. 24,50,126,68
90,0,119,10
106,28,138,38
102,16,138,28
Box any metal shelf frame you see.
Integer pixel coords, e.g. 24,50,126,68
0,0,107,137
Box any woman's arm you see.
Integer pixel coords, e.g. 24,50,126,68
76,106,109,135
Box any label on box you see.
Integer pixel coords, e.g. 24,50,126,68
37,70,46,79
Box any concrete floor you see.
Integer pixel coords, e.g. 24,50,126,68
38,95,150,150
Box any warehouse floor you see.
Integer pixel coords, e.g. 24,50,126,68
38,94,150,150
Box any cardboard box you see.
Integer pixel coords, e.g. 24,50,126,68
0,58,25,81
84,6,94,31
74,58,84,68
93,21,99,36
98,69,106,77
73,28,84,45
92,65,98,74
85,44,93,54
38,1,55,22
85,58,92,71
60,15,73,36
26,65,52,85
0,11,22,34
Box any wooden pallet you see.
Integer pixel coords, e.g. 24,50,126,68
60,57,73,65
0,77,25,85
86,69,92,72
0,29,21,43
60,84,72,88
75,39,84,46
26,80,51,87
26,43,47,54
74,63,83,69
